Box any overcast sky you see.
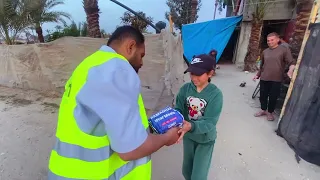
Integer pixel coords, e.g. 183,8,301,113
42,0,226,34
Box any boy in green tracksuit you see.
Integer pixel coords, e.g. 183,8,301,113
175,54,223,180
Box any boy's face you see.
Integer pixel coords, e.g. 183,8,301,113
190,70,214,86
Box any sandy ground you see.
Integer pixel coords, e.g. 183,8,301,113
152,65,320,180
0,65,319,180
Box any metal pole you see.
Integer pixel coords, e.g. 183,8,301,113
109,0,160,32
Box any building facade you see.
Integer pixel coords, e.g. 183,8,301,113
228,0,296,68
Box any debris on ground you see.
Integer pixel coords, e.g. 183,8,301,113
240,81,246,87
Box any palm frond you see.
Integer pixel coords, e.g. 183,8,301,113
28,0,71,24
46,0,64,10
0,0,31,44
41,11,69,25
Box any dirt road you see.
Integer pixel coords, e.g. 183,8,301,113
0,65,319,180
152,65,320,180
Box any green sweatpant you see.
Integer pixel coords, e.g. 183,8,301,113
182,137,215,180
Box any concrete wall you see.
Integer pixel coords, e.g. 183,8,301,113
162,30,190,99
242,0,295,21
234,22,252,69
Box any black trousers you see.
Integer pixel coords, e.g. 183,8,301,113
259,80,282,113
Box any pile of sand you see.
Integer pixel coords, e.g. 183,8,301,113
0,33,184,108
0,37,106,96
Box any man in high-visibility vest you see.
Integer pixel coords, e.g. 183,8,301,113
48,25,180,180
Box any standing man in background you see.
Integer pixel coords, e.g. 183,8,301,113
253,32,295,121
48,26,180,180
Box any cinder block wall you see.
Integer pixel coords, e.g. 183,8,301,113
161,30,190,101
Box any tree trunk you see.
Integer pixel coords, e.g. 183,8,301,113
290,0,314,60
4,28,12,45
191,0,198,23
244,18,263,72
83,0,101,38
36,24,45,43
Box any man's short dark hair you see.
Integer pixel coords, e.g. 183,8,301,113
107,25,145,46
267,32,279,38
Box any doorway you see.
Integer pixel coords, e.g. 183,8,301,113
219,27,240,64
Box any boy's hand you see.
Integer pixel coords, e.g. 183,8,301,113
176,120,192,144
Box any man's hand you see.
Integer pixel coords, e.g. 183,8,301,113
253,75,259,81
118,127,179,161
287,70,294,79
287,65,295,79
164,127,180,146
176,120,192,144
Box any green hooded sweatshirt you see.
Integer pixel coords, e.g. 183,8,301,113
175,82,223,144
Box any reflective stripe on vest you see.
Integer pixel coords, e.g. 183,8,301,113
48,157,151,180
48,50,151,179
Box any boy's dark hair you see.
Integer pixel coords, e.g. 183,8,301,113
107,26,145,46
207,71,213,83
183,54,190,66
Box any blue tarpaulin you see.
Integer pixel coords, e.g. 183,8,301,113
182,15,243,62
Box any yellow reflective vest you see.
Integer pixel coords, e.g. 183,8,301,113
48,50,151,179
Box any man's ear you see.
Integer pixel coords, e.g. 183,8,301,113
126,39,136,56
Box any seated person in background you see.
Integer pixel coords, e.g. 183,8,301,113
209,49,218,76
279,36,291,49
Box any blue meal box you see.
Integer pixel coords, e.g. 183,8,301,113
148,106,184,134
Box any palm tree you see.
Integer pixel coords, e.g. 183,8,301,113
191,0,198,22
244,0,271,72
289,0,314,60
83,0,101,38
0,0,30,44
28,0,71,43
